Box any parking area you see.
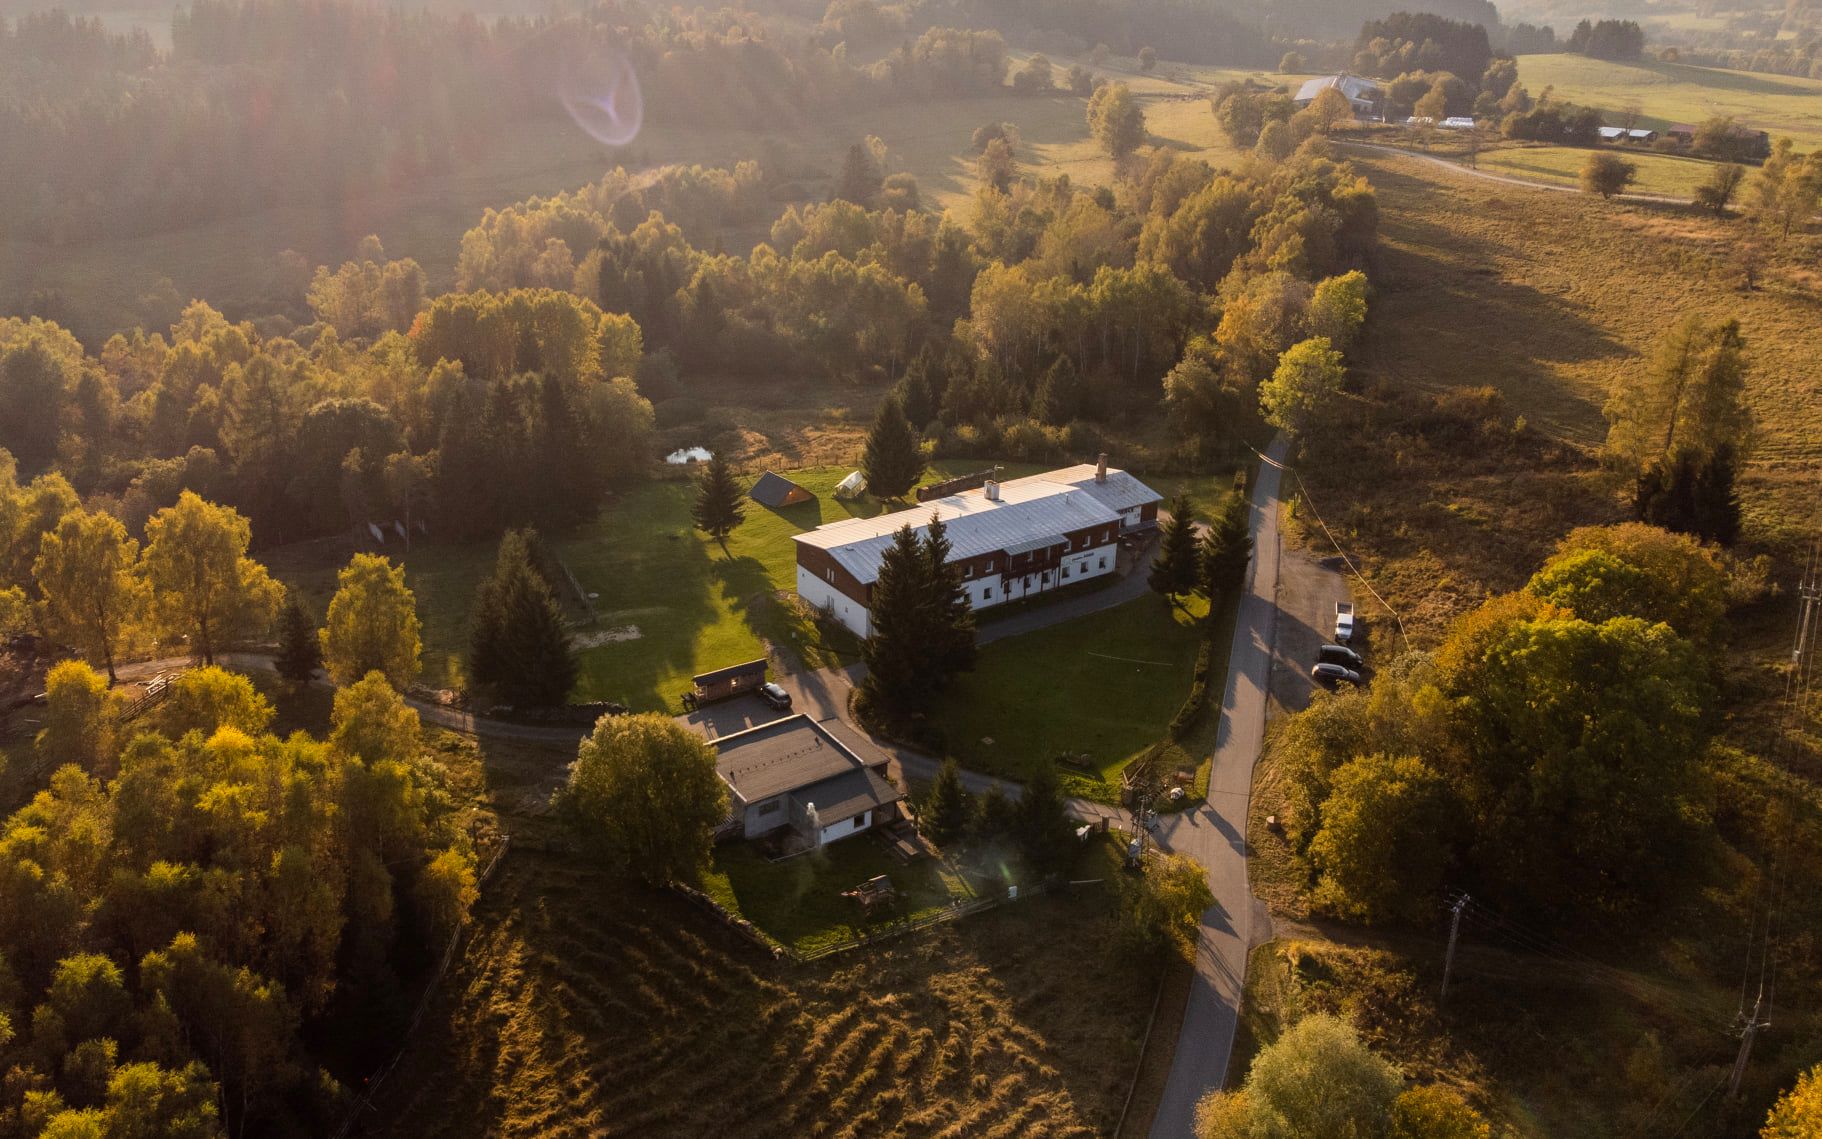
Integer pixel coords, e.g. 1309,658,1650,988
1268,551,1357,714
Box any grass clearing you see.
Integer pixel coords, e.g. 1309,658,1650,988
265,457,1104,710
1517,54,1822,151
364,842,1157,1137
703,838,977,955
938,593,1208,788
1473,142,1724,198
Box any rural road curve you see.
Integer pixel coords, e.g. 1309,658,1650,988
1341,140,1697,206
1148,434,1289,1138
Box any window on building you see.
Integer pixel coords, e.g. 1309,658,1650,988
1099,557,1108,570
825,568,834,584
758,799,781,816
963,564,972,579
1062,566,1070,579
982,586,994,601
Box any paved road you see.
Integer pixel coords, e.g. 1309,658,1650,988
1148,435,1289,1138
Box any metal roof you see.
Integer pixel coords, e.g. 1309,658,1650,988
792,767,903,825
1295,75,1379,104
793,466,1158,585
714,715,881,806
1003,464,1162,515
749,471,812,508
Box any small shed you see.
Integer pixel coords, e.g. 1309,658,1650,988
685,659,768,709
834,471,867,500
750,471,814,508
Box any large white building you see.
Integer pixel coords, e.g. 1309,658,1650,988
793,458,1161,638
1293,74,1382,117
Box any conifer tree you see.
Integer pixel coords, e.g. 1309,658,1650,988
274,592,322,686
1150,493,1199,600
1030,356,1084,426
1199,493,1253,604
468,530,578,707
922,758,974,846
1013,764,1079,875
860,525,930,718
861,397,925,500
691,452,745,552
920,513,977,682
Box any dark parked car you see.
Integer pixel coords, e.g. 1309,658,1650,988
1311,662,1361,686
758,682,793,710
1318,643,1364,670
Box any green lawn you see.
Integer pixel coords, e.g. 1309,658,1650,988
703,837,976,955
1517,53,1822,152
1474,143,1725,198
938,592,1210,791
266,458,1072,709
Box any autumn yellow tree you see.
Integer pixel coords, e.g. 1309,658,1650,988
319,553,422,688
34,509,146,682
140,493,281,665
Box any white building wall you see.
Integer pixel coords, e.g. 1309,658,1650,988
818,810,871,846
796,565,871,638
798,539,1119,638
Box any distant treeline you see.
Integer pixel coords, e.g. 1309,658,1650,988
0,0,1008,242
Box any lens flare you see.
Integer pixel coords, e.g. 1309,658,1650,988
557,45,643,148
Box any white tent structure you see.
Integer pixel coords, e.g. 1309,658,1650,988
834,471,867,499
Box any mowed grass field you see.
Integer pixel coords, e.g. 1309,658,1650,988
267,440,1236,712
941,594,1210,785
1517,53,1822,151
1473,142,1724,198
363,846,1157,1138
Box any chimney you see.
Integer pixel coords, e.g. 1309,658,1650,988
985,465,1003,502
1095,453,1109,484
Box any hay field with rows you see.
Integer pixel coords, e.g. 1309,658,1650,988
362,850,1156,1138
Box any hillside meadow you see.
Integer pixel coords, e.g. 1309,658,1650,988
361,848,1158,1138
1516,53,1822,150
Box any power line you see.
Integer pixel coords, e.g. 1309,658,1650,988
1245,442,1409,650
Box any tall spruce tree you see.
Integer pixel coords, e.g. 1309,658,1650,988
922,758,974,846
1150,493,1199,600
921,513,977,683
274,591,322,686
692,452,746,551
467,530,578,707
862,398,925,500
860,524,931,718
1199,493,1253,604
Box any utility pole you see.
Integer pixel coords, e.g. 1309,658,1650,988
1440,894,1468,1004
1730,989,1769,1099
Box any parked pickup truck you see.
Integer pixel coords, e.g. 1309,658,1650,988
1334,601,1356,644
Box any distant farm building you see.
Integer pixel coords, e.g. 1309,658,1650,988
749,472,814,508
1293,74,1381,117
834,471,867,499
794,456,1161,638
713,715,903,849
1439,116,1477,130
1666,122,1770,159
1601,126,1659,143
